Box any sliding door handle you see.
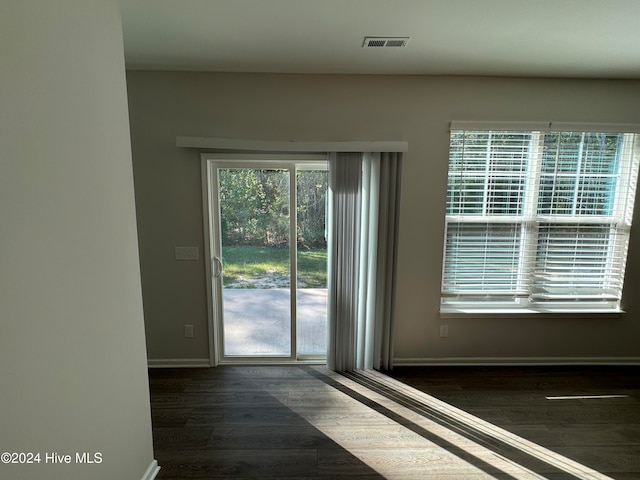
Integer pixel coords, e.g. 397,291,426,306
213,256,223,278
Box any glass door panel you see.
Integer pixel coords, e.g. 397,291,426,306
217,168,291,356
296,169,328,356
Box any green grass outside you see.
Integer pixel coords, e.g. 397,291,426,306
222,245,327,288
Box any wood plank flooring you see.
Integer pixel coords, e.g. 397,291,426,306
389,366,640,480
149,365,640,479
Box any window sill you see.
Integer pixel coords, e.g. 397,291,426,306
440,306,624,319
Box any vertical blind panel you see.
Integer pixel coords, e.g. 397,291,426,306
327,153,362,371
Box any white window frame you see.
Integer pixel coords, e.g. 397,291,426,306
441,122,640,315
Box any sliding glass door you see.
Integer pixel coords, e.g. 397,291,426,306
205,156,328,363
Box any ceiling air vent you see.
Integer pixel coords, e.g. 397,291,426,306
363,37,410,48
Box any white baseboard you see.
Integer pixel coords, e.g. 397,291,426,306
141,459,160,480
148,358,211,368
148,356,640,368
393,356,640,366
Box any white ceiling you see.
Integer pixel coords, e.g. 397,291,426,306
121,0,640,78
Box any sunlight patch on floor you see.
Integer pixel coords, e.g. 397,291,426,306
268,367,615,480
546,394,629,400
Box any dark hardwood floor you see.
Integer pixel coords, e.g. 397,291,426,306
148,365,640,479
389,365,640,480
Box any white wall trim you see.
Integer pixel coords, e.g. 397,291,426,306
177,136,408,152
450,121,551,132
201,158,219,367
450,120,640,133
148,358,211,368
140,459,160,480
394,357,640,367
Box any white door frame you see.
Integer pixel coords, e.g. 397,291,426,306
201,153,327,366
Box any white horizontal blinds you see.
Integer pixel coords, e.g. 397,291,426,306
618,133,640,225
533,224,625,301
447,131,531,217
538,132,622,218
533,132,632,305
443,223,523,295
444,131,532,296
443,126,640,312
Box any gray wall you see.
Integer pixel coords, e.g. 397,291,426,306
0,2,155,479
126,71,640,364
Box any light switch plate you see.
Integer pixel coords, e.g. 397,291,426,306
175,246,199,260
184,324,194,338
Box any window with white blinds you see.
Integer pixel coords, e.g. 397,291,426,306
442,125,640,313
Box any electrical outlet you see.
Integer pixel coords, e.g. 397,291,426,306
175,246,199,261
184,325,194,338
440,324,449,338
